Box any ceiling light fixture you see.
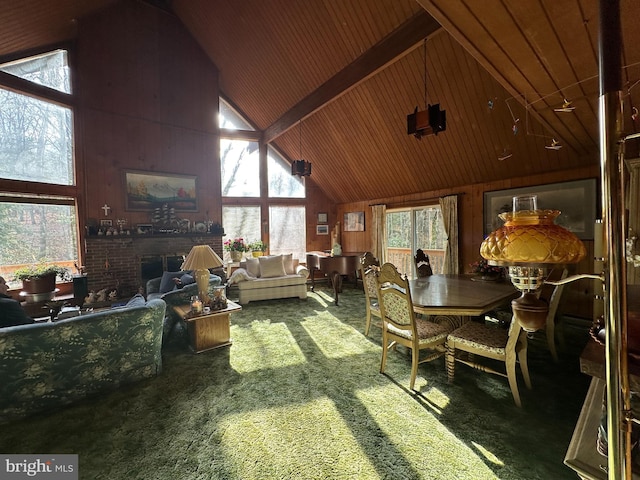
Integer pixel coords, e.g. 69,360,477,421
291,120,311,177
545,138,563,150
407,39,446,139
553,98,576,113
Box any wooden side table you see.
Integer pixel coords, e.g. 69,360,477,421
173,301,242,354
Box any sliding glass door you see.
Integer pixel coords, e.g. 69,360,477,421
385,205,446,279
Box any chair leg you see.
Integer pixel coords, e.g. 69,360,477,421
546,318,559,362
365,309,371,336
380,329,388,374
446,343,455,383
410,347,419,390
505,350,522,408
517,346,532,390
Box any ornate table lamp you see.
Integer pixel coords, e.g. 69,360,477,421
480,194,586,332
181,245,223,304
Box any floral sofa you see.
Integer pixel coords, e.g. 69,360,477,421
228,254,309,305
0,298,166,424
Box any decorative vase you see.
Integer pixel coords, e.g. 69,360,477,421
230,251,243,262
252,251,263,258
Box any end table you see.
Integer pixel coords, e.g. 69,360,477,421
172,301,242,353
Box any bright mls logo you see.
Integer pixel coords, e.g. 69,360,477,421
0,455,78,479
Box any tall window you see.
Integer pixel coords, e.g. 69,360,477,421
385,205,446,279
0,49,78,287
219,98,306,259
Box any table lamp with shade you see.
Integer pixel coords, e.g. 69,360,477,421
480,194,587,332
181,245,224,305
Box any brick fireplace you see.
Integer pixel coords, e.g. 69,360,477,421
84,235,223,297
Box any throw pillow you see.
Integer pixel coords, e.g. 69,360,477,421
245,258,261,278
282,253,295,275
179,273,195,287
125,293,146,307
160,271,183,293
259,255,286,278
228,268,254,285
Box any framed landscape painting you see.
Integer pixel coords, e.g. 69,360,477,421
483,178,597,239
124,170,198,212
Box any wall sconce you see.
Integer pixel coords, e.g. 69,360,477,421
480,194,586,332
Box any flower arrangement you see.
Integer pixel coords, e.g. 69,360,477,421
469,258,505,278
223,238,250,252
249,240,268,252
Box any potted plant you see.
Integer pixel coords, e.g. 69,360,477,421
223,238,250,262
13,261,71,300
249,240,268,257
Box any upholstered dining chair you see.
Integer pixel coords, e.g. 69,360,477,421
359,252,381,336
376,262,453,390
541,268,569,362
446,314,532,407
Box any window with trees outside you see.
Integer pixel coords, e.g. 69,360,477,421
219,98,306,263
385,205,446,279
0,49,78,288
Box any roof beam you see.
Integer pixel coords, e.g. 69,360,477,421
263,10,441,144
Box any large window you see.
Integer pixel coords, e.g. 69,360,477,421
0,49,78,287
386,205,446,279
219,98,306,258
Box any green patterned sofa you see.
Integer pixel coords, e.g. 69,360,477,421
0,298,166,424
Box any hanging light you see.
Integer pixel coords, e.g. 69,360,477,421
291,120,311,177
480,194,586,332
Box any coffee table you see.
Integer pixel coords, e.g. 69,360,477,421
172,301,242,353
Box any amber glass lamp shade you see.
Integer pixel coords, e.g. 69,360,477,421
480,195,586,332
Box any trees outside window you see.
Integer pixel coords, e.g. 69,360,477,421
0,48,78,287
386,206,446,278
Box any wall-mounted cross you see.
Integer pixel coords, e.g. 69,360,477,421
101,204,111,216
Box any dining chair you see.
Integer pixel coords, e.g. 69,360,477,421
376,262,453,390
359,252,381,336
446,314,531,407
541,268,569,362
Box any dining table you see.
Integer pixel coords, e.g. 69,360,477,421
409,274,518,318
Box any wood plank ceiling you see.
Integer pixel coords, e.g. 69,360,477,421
2,0,639,204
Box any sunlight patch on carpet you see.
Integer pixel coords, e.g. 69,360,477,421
301,315,379,358
230,320,306,372
218,397,378,479
355,384,500,479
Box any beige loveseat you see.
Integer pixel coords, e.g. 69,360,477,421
228,254,309,305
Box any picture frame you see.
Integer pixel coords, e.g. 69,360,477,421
317,212,328,223
343,211,365,232
483,178,598,239
99,219,113,227
124,170,197,212
135,224,153,235
316,225,329,235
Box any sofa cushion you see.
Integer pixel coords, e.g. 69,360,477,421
160,271,184,293
282,253,295,275
245,258,260,278
237,274,307,290
259,255,286,278
179,273,195,286
125,293,147,307
228,268,254,284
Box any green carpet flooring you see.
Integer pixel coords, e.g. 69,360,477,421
0,286,592,479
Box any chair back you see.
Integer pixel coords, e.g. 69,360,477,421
414,249,433,277
359,252,380,302
376,262,414,332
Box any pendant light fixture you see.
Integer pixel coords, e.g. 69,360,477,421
291,120,311,177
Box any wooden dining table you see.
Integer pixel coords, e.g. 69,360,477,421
409,274,518,317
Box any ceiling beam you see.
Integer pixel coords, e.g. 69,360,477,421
263,10,441,144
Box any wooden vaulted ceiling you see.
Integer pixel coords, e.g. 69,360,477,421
2,0,640,204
